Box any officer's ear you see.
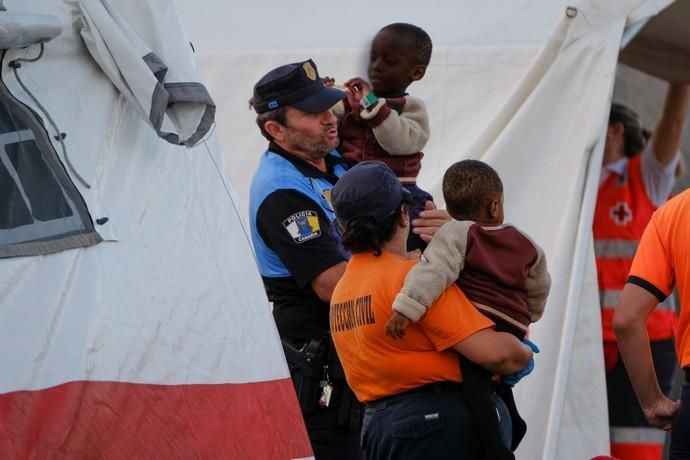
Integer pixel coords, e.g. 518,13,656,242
264,120,286,142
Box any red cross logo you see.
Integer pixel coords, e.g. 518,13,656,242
609,201,633,226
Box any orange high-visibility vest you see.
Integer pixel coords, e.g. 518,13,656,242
593,154,676,344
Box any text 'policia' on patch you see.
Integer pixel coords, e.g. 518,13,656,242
282,210,321,243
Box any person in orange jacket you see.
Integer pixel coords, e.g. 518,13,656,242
593,82,690,459
613,188,690,459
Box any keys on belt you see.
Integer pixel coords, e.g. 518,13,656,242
319,364,333,407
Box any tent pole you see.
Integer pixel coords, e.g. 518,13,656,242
541,121,608,459
620,19,649,49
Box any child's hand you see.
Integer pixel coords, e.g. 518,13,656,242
344,77,371,100
322,76,335,87
384,312,410,340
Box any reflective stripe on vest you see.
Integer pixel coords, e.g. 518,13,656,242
610,426,666,445
599,289,675,312
594,239,638,259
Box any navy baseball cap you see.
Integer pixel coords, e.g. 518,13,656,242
332,161,412,228
252,59,345,114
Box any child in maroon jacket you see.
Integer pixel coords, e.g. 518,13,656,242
332,23,434,251
389,160,551,460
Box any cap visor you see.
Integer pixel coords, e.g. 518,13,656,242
292,86,346,113
401,187,414,205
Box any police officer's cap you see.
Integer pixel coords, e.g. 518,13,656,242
251,59,345,114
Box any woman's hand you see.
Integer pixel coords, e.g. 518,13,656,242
411,201,451,243
503,339,540,386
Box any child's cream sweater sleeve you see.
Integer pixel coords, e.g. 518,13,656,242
393,220,473,321
360,95,430,155
519,230,551,322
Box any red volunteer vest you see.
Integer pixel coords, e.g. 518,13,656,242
593,154,676,343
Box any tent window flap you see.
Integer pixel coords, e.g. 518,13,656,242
0,71,101,258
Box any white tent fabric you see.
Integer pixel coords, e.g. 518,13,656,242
0,0,311,458
0,11,62,49
0,0,283,390
77,0,215,146
177,0,673,458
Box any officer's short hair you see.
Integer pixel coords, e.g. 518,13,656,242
252,99,288,141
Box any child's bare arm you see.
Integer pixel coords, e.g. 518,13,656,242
392,220,473,322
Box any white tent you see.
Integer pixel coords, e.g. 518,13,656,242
176,0,679,459
0,0,311,458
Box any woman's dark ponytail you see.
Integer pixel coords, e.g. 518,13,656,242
610,103,647,157
340,205,405,255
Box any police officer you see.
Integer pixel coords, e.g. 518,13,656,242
248,59,354,459
249,59,450,459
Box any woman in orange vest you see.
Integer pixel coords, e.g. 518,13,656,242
613,189,690,459
328,161,534,459
594,82,690,459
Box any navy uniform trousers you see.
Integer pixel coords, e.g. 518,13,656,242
361,383,512,460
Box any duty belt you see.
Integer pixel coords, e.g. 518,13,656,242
366,381,463,407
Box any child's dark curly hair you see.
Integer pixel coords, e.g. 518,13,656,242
380,23,433,66
443,160,503,220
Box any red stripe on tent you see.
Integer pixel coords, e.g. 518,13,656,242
0,379,312,459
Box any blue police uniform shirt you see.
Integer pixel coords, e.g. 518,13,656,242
249,142,350,340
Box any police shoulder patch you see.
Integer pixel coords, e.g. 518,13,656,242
283,210,321,243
